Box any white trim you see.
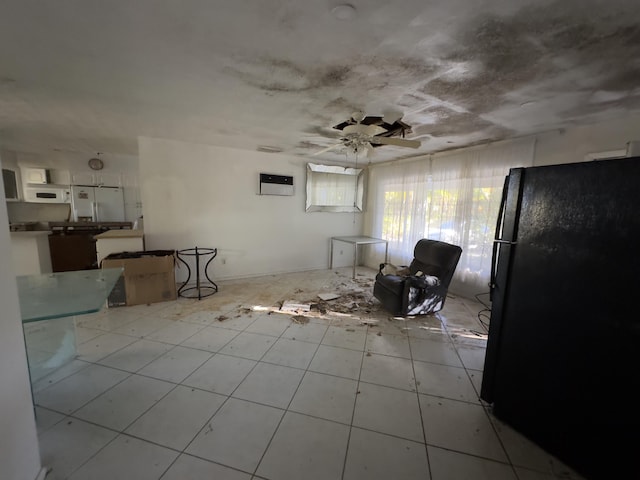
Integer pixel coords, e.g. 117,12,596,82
583,149,626,161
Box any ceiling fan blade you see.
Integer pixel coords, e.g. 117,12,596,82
369,136,421,148
312,143,343,156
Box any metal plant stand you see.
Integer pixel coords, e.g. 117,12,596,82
176,247,218,300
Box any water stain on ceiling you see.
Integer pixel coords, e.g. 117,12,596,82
421,2,640,120
0,0,639,162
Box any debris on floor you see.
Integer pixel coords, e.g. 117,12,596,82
315,291,377,315
292,315,309,324
281,300,311,312
216,315,228,322
468,329,486,337
317,293,340,301
235,269,387,323
359,319,379,326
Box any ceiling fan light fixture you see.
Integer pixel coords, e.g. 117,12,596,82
312,111,420,157
331,4,357,21
382,110,402,124
351,110,365,122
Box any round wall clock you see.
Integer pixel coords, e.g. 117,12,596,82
88,157,104,170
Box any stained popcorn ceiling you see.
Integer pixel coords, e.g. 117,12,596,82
0,0,639,163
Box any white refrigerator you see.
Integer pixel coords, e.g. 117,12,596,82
71,186,125,222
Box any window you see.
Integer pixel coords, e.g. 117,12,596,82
368,138,535,297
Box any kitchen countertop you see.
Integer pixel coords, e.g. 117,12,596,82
49,221,132,228
9,231,51,236
94,229,143,239
49,221,133,232
8,221,133,233
9,221,52,232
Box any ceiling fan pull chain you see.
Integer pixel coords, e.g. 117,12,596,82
353,150,358,224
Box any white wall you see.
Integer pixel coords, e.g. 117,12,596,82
0,154,45,480
533,114,640,166
138,137,362,281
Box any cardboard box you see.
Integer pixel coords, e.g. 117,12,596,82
102,250,176,307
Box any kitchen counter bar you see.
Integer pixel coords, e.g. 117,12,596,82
93,229,143,239
49,221,132,231
8,221,133,232
47,222,133,271
10,231,52,275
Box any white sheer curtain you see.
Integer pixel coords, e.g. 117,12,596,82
365,138,535,298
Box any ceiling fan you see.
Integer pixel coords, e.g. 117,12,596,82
313,111,421,157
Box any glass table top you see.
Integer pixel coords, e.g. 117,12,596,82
17,268,123,323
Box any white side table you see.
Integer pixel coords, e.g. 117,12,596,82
330,236,389,279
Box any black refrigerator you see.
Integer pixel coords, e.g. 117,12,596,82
481,157,640,480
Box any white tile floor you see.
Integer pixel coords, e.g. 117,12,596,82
34,267,585,480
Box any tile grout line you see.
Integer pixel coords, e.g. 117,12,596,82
248,312,331,478
47,368,140,479
407,319,434,480
130,306,264,479
43,347,187,459
338,323,368,480
175,310,315,477
119,308,265,478
37,271,325,477
39,314,226,478
39,270,508,479
440,311,523,478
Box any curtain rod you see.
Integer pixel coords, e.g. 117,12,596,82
370,130,556,169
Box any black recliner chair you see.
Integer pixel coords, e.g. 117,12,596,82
373,239,462,316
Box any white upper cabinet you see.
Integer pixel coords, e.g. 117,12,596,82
71,171,122,187
70,172,94,185
96,173,122,187
22,167,50,184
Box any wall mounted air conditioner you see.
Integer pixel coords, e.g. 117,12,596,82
260,173,294,196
